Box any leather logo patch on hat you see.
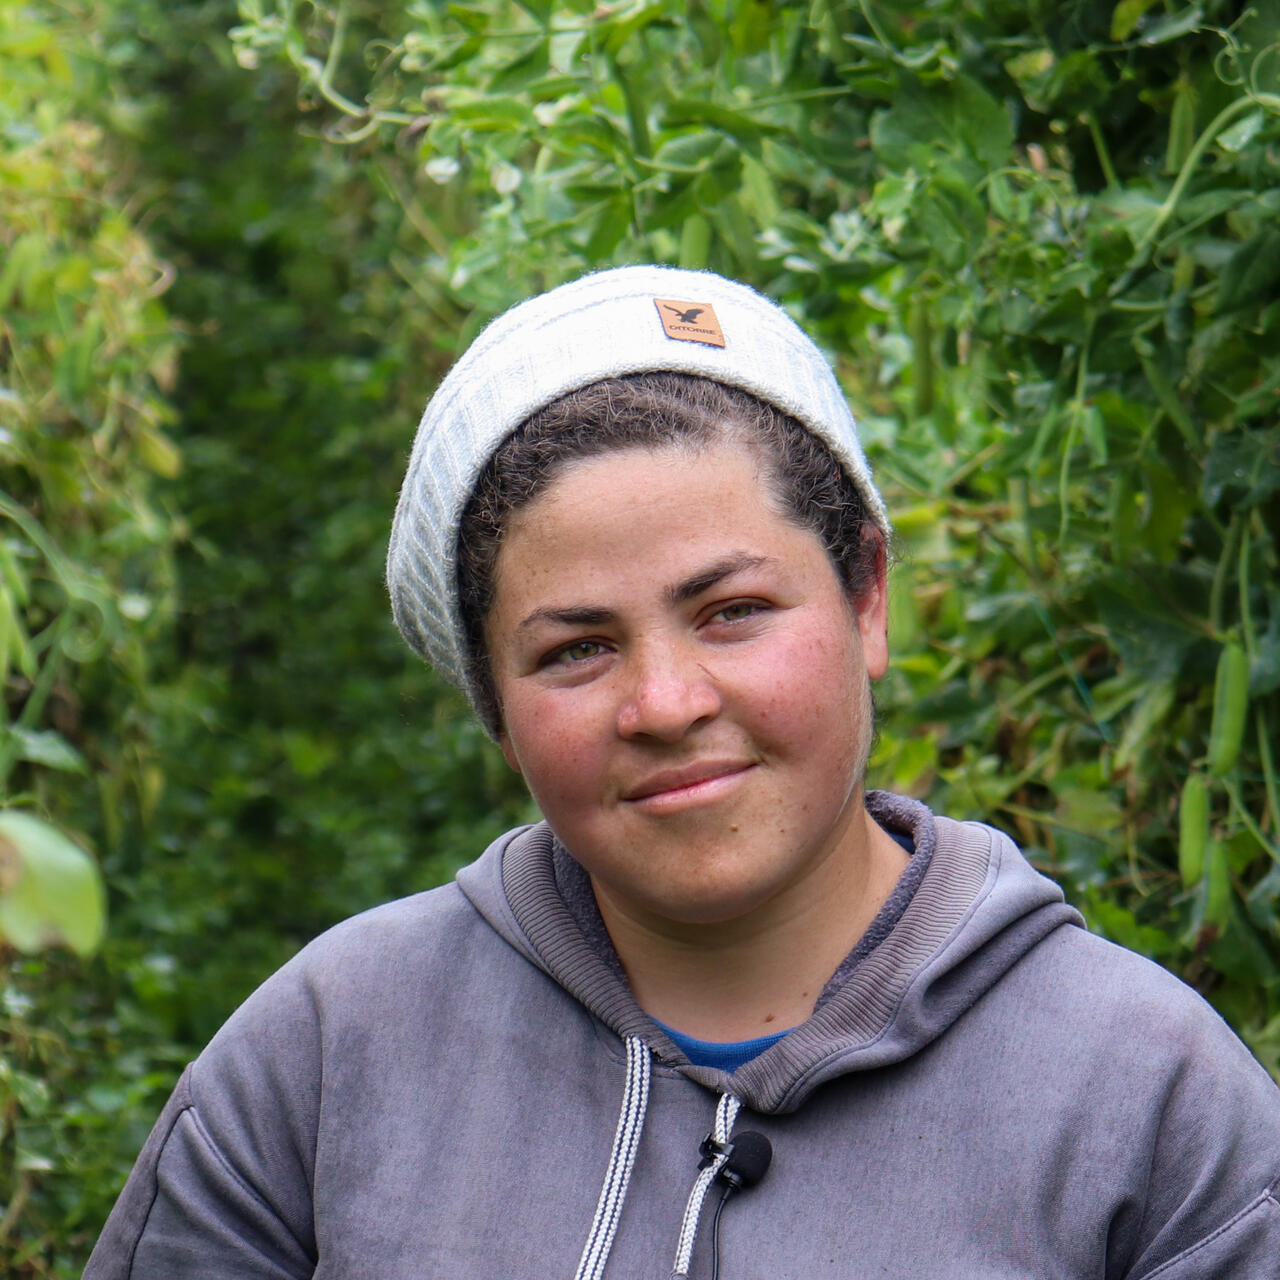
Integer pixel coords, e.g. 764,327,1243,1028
654,298,725,347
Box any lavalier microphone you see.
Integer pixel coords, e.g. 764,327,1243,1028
715,1130,773,1191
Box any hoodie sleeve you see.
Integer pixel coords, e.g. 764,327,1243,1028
82,960,322,1279
1132,1182,1280,1280
1111,963,1280,1280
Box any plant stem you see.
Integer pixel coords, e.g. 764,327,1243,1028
1238,521,1257,655
0,1170,32,1245
1225,776,1280,865
1135,91,1280,257
1258,707,1279,839
1085,111,1119,188
1208,515,1242,637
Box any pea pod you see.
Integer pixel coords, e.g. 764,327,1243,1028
1177,772,1209,887
1164,77,1195,175
911,305,934,418
1207,641,1250,776
1202,838,1231,931
678,214,711,271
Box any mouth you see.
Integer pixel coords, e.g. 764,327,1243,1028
622,761,756,809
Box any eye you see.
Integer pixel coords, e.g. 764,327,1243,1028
543,639,606,667
712,601,762,624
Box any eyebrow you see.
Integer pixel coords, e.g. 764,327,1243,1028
666,552,769,606
517,605,616,633
515,552,771,632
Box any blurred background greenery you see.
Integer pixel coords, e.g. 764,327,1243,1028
1,0,1278,1271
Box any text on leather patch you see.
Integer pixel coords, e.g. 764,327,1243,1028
654,298,726,347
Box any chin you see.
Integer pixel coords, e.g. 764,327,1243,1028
632,872,793,929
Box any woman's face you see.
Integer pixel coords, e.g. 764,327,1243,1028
486,440,888,932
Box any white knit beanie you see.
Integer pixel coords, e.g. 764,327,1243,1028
387,264,888,696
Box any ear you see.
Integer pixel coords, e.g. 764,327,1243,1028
851,532,889,682
498,732,522,775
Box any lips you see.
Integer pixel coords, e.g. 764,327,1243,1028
622,760,755,804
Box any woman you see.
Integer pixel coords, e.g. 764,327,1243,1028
87,266,1280,1278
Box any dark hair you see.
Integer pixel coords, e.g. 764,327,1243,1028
456,372,883,735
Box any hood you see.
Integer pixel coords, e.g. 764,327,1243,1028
455,791,1082,1115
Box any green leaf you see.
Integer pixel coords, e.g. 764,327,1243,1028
427,33,485,73
1216,109,1265,153
1215,227,1280,314
662,98,780,142
1251,599,1280,698
1085,896,1174,956
1045,49,1110,114
1094,188,1163,250
548,113,626,157
651,130,731,172
445,4,491,35
1094,578,1200,680
914,171,985,270
1114,678,1177,771
1138,6,1204,45
487,40,550,95
0,810,105,956
1208,898,1277,985
1111,0,1160,41
598,0,674,56
1233,356,1280,422
585,194,632,258
512,0,553,21
870,74,1012,179
1203,427,1280,509
4,728,87,773
1055,787,1127,835
445,94,535,131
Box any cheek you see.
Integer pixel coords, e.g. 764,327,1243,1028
501,691,605,808
748,629,861,731
742,628,870,794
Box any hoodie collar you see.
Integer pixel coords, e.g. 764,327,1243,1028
456,792,1082,1114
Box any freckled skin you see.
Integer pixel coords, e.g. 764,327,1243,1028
486,443,904,1035
488,445,885,903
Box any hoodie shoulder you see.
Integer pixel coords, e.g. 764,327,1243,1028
1021,920,1276,1081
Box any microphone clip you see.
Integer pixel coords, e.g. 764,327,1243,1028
699,1131,772,1191
698,1133,733,1169
700,1134,748,1191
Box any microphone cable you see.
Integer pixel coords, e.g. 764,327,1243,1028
706,1130,773,1280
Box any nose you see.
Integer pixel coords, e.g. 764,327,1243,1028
615,645,721,743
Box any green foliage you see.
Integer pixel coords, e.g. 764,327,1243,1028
1,0,184,1268
2,0,1279,1273
0,812,105,956
0,0,181,847
7,1,533,1269
231,0,1280,1036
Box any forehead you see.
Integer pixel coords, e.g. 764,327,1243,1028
504,439,765,550
488,441,834,622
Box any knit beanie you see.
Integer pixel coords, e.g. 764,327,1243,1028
387,264,888,698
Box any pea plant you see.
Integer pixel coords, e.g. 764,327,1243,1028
1,1,184,1268
230,0,1280,1056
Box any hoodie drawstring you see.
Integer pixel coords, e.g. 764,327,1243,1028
668,1091,741,1280
574,1037,745,1280
573,1035,652,1280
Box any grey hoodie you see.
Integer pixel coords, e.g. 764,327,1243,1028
85,794,1280,1278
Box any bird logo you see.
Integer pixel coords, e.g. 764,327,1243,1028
664,304,705,324
652,296,725,347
